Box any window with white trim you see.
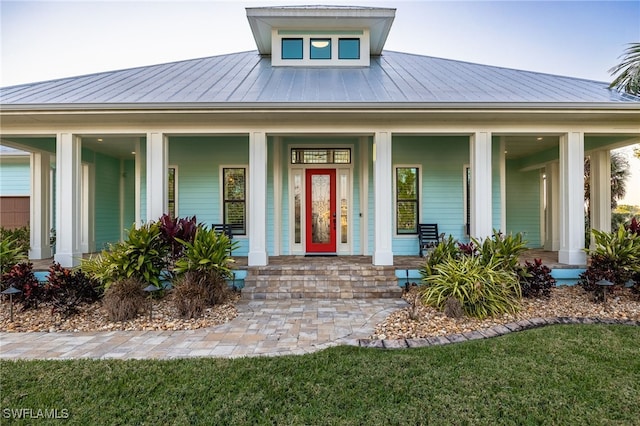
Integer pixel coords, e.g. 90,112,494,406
395,166,419,234
223,167,246,235
168,166,177,218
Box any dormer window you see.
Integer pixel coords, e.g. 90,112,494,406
339,39,360,59
246,6,395,68
282,38,303,59
310,39,331,59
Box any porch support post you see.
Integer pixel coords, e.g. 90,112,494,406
544,161,560,251
590,149,611,245
470,131,493,239
558,132,587,265
373,131,393,265
146,132,167,222
29,152,52,259
248,131,268,266
54,133,82,267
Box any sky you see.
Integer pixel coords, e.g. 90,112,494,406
0,0,639,203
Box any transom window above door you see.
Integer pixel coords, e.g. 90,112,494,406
291,148,351,164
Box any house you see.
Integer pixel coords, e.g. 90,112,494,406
1,5,639,276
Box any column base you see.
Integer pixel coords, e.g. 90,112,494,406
373,250,393,266
54,252,83,268
558,249,587,266
29,246,53,260
248,251,268,267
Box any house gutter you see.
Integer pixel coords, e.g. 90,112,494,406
1,102,640,115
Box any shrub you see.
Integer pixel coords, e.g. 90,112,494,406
172,272,209,319
520,258,556,298
0,226,30,275
420,235,460,278
158,214,199,264
102,278,146,322
1,262,42,310
44,262,101,317
174,226,237,279
472,230,528,272
421,256,521,319
579,224,640,292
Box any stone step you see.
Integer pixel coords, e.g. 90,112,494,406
242,265,402,300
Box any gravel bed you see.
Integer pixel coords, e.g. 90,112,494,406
0,291,239,333
371,285,640,340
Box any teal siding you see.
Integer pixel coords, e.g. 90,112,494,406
506,162,541,247
0,158,30,195
94,153,121,250
392,136,469,255
169,136,249,255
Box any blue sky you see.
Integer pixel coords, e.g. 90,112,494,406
1,0,639,86
1,0,639,204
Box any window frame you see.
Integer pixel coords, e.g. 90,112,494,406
168,165,178,218
281,38,304,60
394,165,421,235
221,166,248,236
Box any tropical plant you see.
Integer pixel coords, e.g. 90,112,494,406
173,226,238,306
102,278,146,322
0,236,27,275
82,223,169,289
44,262,101,317
472,230,528,272
1,262,42,310
421,255,521,319
578,224,640,292
158,214,199,263
519,258,556,298
609,42,640,95
172,271,209,319
420,235,460,278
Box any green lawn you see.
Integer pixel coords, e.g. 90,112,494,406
2,324,639,425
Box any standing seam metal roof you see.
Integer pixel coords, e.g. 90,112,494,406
1,50,639,106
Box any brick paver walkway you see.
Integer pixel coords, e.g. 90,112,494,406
0,299,407,360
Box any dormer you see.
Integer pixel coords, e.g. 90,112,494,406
246,6,396,67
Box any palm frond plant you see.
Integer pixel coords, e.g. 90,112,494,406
609,42,640,95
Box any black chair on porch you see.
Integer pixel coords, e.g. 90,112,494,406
418,223,444,257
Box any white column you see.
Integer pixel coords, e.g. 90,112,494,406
134,139,142,227
558,132,587,265
146,132,167,223
373,131,393,265
590,150,611,242
54,133,82,267
499,137,506,233
470,131,493,239
248,131,268,266
29,152,52,259
544,162,560,251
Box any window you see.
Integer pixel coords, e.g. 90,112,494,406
396,167,419,234
168,167,176,218
310,38,331,59
338,38,360,59
223,168,246,235
291,148,351,164
282,38,303,59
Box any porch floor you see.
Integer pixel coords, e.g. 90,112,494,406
27,249,574,271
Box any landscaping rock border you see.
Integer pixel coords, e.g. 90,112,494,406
359,317,640,349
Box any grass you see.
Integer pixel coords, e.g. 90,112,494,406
1,324,639,425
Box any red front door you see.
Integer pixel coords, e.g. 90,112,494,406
305,169,337,253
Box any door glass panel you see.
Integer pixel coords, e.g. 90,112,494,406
340,173,348,244
294,172,302,244
311,174,331,243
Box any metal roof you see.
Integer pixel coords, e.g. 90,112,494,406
1,50,639,109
